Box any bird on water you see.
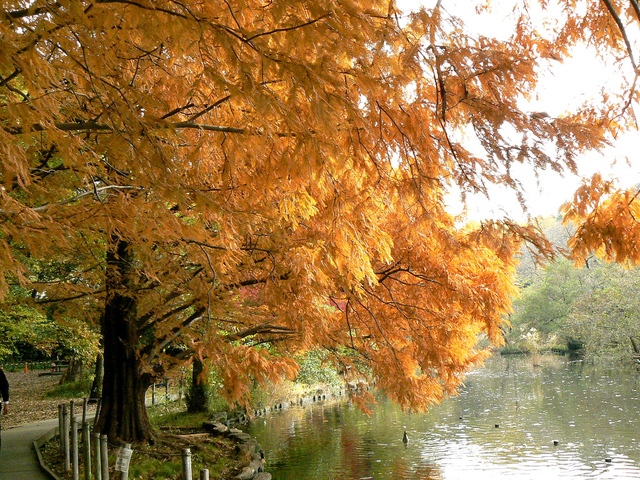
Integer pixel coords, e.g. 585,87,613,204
403,431,409,443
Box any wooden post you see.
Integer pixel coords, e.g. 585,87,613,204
200,469,210,480
100,435,109,480
70,399,75,421
83,423,92,480
82,398,88,430
182,448,192,480
72,418,79,480
94,432,102,480
58,404,65,454
152,383,156,406
63,404,71,472
165,379,169,403
93,398,102,428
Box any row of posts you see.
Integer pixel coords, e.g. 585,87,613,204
58,399,209,480
149,377,186,406
58,399,110,480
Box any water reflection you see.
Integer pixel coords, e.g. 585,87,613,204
247,355,640,479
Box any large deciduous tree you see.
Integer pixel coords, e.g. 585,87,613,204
1,0,616,443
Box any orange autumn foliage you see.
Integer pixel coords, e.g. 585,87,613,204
0,0,629,441
557,0,640,267
563,176,640,265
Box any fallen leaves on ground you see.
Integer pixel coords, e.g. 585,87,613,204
2,370,92,429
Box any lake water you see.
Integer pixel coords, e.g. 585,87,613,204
247,355,640,479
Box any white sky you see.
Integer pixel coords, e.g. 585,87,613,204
397,0,640,221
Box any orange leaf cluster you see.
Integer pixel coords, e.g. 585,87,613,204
0,0,619,413
563,175,640,266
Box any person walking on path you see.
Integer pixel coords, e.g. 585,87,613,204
0,367,9,452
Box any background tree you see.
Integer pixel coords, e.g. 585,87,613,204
565,261,640,364
0,262,100,367
509,258,583,344
186,357,209,413
0,0,615,444
506,212,640,362
510,252,640,363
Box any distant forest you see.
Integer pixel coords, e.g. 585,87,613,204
506,216,640,365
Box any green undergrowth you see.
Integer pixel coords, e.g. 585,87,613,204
44,378,93,399
133,410,246,480
41,408,245,480
150,408,210,429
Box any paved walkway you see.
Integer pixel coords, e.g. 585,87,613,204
0,418,58,480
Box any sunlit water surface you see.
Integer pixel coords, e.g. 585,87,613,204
247,355,640,479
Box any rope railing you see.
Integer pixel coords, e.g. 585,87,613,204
0,360,68,372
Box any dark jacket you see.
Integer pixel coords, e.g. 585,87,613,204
0,369,8,403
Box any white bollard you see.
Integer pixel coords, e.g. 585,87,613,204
182,448,193,480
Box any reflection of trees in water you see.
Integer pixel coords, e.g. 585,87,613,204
249,357,640,479
458,356,640,464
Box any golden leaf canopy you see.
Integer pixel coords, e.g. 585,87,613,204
0,0,620,411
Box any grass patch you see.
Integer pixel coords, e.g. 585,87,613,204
44,378,92,399
150,409,211,429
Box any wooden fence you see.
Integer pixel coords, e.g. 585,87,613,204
55,397,209,480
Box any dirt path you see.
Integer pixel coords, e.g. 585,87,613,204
2,370,87,429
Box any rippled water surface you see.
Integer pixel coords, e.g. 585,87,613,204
247,355,640,479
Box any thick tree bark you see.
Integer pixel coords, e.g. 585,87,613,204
186,357,208,413
89,353,104,400
96,237,155,444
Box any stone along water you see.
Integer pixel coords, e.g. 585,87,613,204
247,355,640,479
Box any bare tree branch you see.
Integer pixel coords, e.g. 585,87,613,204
224,323,297,342
601,0,638,70
630,0,640,22
0,185,139,216
0,67,21,87
144,306,207,360
244,14,331,42
94,0,189,19
3,121,245,135
5,3,59,19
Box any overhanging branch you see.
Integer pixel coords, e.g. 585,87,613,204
3,121,245,135
601,0,638,70
5,4,57,19
0,185,139,216
224,324,297,342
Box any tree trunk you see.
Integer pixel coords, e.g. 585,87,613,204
89,353,104,400
96,237,155,444
187,357,208,413
59,355,84,384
